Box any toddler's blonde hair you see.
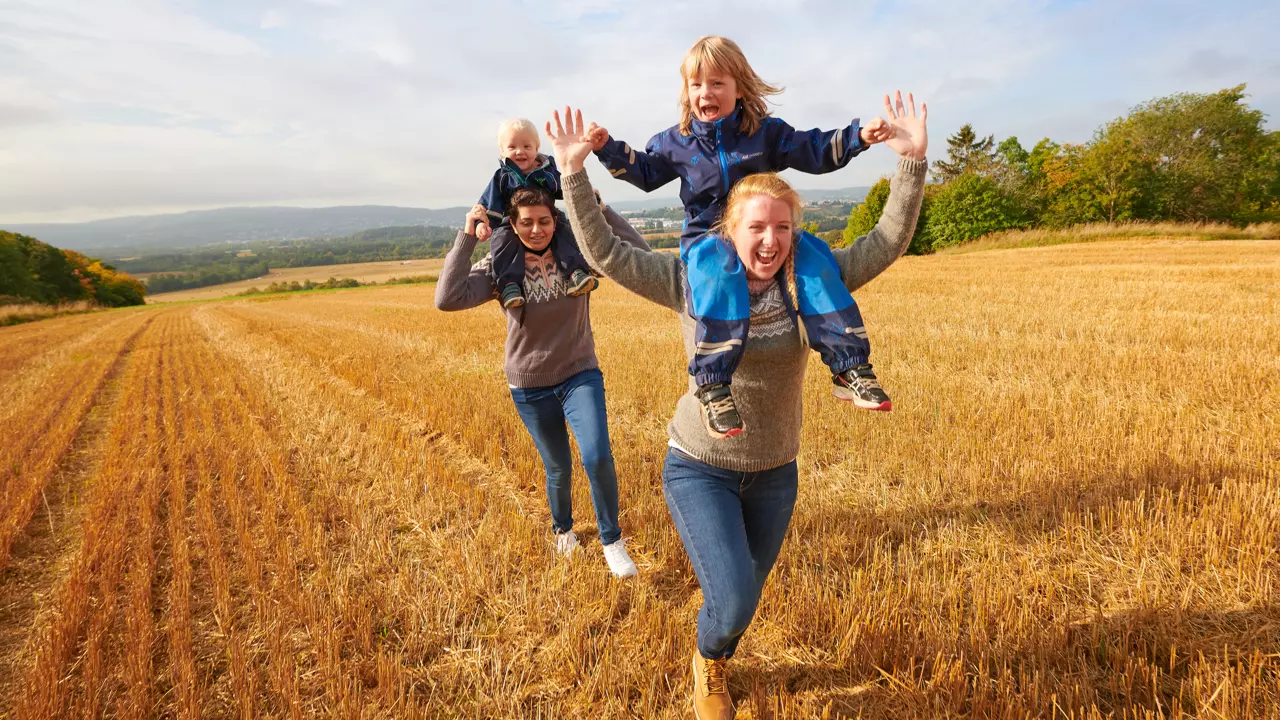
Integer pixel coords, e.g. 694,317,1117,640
715,172,810,346
679,36,782,138
497,118,540,151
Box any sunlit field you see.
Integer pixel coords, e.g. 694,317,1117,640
1,239,1276,719
146,258,446,303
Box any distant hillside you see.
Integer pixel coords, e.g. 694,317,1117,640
0,231,146,312
2,205,469,252
125,224,459,294
1,187,868,253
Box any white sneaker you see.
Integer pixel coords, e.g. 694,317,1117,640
602,539,638,577
554,530,579,556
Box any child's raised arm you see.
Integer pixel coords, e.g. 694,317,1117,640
765,116,887,175
591,127,681,194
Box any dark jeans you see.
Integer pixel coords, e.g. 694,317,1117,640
682,229,871,386
662,447,798,659
509,368,622,545
491,220,593,292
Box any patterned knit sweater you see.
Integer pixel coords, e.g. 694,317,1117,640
434,207,651,388
563,157,928,472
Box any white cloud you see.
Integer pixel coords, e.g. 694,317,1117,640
0,0,1276,222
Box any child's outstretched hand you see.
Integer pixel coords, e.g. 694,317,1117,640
585,122,609,152
860,117,892,146
476,223,492,242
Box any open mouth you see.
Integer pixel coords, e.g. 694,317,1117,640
755,249,776,264
698,103,720,119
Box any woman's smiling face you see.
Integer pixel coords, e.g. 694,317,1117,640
728,194,792,281
513,204,555,252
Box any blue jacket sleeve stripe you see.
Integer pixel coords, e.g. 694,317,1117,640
771,118,867,174
593,137,680,193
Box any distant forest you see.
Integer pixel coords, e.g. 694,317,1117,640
0,231,146,307
129,225,458,293
843,85,1279,254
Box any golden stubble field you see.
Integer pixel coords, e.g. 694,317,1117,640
145,258,446,303
0,239,1276,719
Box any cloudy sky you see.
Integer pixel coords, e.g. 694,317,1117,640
1,0,1277,223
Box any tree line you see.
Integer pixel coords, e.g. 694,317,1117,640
129,225,458,293
842,84,1279,254
0,231,147,307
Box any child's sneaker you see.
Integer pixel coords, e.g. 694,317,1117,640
554,529,579,556
501,283,525,308
833,363,892,411
567,269,598,297
695,382,744,439
602,539,638,577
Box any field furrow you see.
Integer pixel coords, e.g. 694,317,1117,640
0,312,155,573
0,315,156,711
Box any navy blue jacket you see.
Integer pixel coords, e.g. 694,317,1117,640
594,104,868,244
478,154,563,225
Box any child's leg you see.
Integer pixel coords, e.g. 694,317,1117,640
549,222,593,276
790,231,890,410
490,222,526,293
682,234,751,387
682,235,750,437
789,231,871,374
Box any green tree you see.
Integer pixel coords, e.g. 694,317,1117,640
0,232,40,302
932,123,995,182
1040,136,1152,226
920,173,1026,249
1107,84,1275,222
840,178,890,245
839,177,935,255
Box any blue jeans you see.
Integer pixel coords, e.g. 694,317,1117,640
509,368,622,545
662,448,798,659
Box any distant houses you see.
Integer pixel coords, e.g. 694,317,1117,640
623,216,681,232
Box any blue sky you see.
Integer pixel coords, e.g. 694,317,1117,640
0,0,1276,222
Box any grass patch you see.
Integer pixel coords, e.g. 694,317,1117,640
941,221,1279,254
0,301,101,327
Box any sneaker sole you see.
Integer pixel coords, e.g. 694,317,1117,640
702,410,744,440
832,387,892,411
503,298,525,309
567,276,599,297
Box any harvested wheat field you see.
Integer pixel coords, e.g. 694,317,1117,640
145,258,446,303
0,239,1277,719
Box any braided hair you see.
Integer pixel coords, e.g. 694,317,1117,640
713,172,809,346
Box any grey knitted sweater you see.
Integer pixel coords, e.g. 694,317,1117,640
563,157,928,471
434,207,651,388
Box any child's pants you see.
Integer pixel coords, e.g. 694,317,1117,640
682,230,870,386
490,219,593,292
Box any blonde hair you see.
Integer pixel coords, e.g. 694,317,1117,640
497,118,540,151
679,36,782,137
715,173,810,346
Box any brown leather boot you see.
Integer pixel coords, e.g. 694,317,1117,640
691,648,734,719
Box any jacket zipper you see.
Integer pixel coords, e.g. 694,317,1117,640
715,121,730,193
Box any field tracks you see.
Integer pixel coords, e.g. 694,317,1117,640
0,314,157,711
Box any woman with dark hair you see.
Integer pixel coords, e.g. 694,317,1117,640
434,186,644,577
545,94,928,718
